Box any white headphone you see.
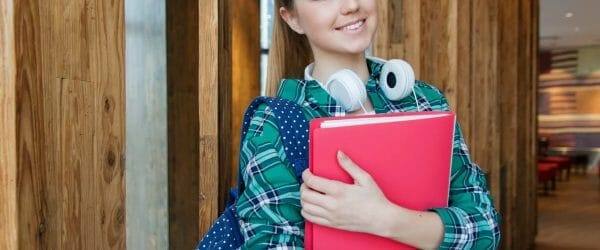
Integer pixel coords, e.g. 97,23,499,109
304,57,417,112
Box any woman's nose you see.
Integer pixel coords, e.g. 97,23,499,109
340,0,360,15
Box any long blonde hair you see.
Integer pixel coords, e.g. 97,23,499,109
265,0,313,96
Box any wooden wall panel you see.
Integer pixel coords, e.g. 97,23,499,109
0,0,18,249
374,0,391,58
12,0,125,248
167,0,200,248
230,0,260,193
91,1,126,248
374,0,539,248
198,0,232,236
521,1,539,248
14,0,47,248
218,1,233,214
43,79,95,249
498,0,519,247
470,0,500,199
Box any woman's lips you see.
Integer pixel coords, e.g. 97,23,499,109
336,19,366,31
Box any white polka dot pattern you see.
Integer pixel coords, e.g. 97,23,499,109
196,97,309,249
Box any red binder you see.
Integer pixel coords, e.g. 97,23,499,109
305,111,455,250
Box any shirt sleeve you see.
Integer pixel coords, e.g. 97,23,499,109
429,90,502,249
235,104,305,249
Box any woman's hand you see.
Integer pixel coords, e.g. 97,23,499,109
300,150,394,235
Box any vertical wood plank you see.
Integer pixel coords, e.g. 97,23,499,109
498,0,519,247
41,77,62,250
373,0,390,57
455,0,472,148
470,1,500,198
529,1,539,247
167,0,200,248
218,0,233,215
231,0,260,194
14,0,47,248
401,0,421,77
419,0,452,91
51,0,91,81
0,0,18,249
520,0,538,248
199,0,220,235
43,79,95,249
90,0,126,248
14,0,126,248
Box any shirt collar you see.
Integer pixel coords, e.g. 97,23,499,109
302,58,385,117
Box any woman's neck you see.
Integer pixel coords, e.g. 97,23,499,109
311,51,369,84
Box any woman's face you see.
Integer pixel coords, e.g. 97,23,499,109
281,0,378,57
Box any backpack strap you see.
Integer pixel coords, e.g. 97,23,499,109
238,96,309,195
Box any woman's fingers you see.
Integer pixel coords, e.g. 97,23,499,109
301,209,332,227
337,150,373,185
300,183,332,208
302,169,345,195
300,201,330,218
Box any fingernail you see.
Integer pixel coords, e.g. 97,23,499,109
337,150,345,159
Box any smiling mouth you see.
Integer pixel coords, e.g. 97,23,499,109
336,19,366,31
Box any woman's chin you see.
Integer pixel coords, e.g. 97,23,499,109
341,43,372,55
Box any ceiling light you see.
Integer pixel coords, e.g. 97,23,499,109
565,12,574,18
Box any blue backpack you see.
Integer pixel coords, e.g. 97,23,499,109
196,96,309,249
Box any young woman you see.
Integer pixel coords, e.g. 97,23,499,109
235,0,501,249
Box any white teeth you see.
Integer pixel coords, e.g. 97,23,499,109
342,20,364,31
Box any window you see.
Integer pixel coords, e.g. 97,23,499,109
260,0,275,95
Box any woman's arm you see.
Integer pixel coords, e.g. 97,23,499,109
301,124,500,249
427,122,501,249
301,151,444,249
236,104,306,249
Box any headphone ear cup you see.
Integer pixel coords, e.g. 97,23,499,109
379,59,415,101
325,69,367,112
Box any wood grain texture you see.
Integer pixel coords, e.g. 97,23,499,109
498,0,519,247
470,0,500,200
13,0,125,248
401,0,421,77
373,0,390,58
230,0,260,195
454,0,472,158
523,0,539,248
43,78,95,249
530,1,539,245
198,0,220,234
0,0,18,249
14,0,47,248
167,0,200,248
91,1,126,248
218,0,233,213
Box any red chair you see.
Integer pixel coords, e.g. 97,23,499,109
540,156,571,181
538,162,559,194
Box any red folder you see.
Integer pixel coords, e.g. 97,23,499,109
305,111,455,250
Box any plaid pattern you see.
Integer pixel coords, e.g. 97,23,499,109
236,59,501,249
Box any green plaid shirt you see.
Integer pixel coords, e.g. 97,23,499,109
235,59,501,249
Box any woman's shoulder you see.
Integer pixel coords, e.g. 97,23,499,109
414,80,444,97
241,101,282,144
276,78,308,105
242,94,308,145
413,80,451,111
